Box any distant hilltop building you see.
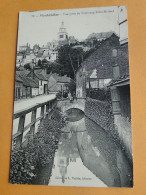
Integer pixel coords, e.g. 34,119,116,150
58,22,68,46
86,31,115,41
19,43,31,53
58,22,78,47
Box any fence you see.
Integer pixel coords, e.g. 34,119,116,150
12,97,57,149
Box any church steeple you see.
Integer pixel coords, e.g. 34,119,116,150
58,22,68,46
59,22,66,33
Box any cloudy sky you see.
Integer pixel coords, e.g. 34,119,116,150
17,6,127,48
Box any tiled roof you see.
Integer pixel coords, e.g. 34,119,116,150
48,84,58,92
108,75,130,86
15,75,23,82
86,31,115,40
21,77,39,88
16,70,30,77
34,70,48,81
26,70,48,81
16,70,39,87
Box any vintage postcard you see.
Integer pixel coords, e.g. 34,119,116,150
10,6,133,187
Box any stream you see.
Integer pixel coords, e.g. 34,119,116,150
48,108,133,187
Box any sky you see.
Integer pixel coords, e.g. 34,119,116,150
17,6,127,48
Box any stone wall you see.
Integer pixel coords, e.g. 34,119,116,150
85,98,118,140
85,97,133,163
114,114,133,163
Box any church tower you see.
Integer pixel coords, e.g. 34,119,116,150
58,22,68,46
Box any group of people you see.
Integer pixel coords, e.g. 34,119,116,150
68,92,77,102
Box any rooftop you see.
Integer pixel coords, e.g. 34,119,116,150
86,31,116,40
51,73,71,83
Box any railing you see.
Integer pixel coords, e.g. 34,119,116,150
12,97,57,149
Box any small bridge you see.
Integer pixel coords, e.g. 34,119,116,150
57,98,86,113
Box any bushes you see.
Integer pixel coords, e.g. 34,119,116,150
10,148,37,184
86,88,110,101
10,109,66,184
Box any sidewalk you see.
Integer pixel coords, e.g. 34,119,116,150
13,94,56,113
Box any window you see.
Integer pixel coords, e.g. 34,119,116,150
112,49,118,57
99,79,104,88
60,35,64,38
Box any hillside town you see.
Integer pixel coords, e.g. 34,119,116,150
14,5,132,164
11,6,133,187
15,21,118,100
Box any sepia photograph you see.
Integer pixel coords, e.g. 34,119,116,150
10,6,133,187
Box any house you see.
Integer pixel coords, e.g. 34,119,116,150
86,31,115,42
16,70,39,98
109,6,132,162
33,44,40,54
14,75,23,100
43,49,58,62
72,44,90,52
21,76,39,98
47,73,71,95
68,36,78,45
16,53,24,67
27,69,48,95
22,53,36,66
76,33,120,98
19,43,30,53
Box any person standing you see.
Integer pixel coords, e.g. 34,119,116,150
68,92,72,102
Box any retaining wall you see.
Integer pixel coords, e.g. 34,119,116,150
85,97,133,163
85,98,118,139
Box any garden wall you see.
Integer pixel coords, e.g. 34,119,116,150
85,97,133,163
85,98,118,140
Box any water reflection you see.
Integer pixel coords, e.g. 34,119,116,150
49,115,133,187
65,108,84,122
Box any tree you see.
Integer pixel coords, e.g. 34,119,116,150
24,63,31,71
38,59,42,67
42,59,48,67
65,80,76,95
57,45,83,79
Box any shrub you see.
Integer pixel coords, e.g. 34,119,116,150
10,109,66,184
86,88,110,101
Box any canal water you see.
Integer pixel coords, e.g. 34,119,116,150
48,108,133,187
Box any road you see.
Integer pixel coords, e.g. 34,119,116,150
13,94,56,113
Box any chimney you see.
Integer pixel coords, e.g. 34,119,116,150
30,59,35,79
112,48,120,79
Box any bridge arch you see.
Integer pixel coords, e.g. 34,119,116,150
57,99,85,113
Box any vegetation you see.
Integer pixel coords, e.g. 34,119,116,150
65,80,76,95
24,63,32,71
86,88,111,101
10,109,66,184
56,45,83,79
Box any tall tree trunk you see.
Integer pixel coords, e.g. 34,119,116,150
68,53,75,79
